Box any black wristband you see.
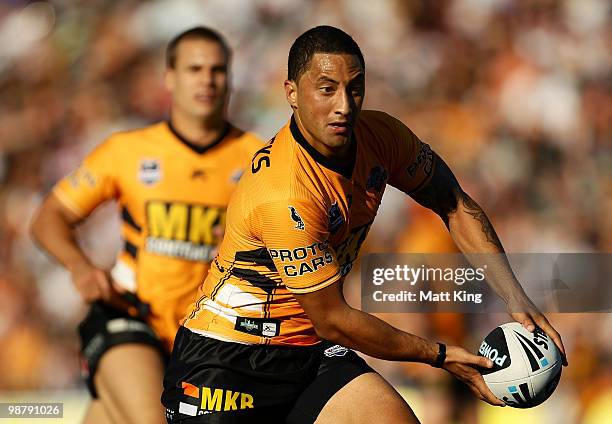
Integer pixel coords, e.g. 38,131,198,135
432,342,446,368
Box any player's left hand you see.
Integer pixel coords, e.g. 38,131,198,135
507,295,568,366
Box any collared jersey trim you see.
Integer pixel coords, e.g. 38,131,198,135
285,269,342,295
166,120,231,155
289,115,357,179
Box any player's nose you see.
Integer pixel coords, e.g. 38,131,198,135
199,68,214,86
334,88,352,117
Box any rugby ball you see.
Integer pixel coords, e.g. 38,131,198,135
477,322,562,408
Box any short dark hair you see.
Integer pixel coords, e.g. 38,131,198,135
166,26,231,68
288,26,365,82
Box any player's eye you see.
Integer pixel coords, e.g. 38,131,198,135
319,86,335,94
349,84,364,94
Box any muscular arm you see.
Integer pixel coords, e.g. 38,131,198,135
296,280,439,363
295,276,500,406
30,193,92,272
409,154,527,303
30,193,118,302
409,154,567,362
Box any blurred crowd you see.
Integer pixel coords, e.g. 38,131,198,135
0,0,610,422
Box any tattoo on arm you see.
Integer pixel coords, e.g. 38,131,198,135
409,154,461,227
458,191,504,250
409,154,504,250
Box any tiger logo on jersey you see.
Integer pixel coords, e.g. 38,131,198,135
327,201,344,234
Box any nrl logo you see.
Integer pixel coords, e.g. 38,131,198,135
139,159,162,185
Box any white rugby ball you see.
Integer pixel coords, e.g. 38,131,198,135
477,322,562,408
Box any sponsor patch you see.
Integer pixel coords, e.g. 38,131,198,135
179,383,255,414
261,322,278,337
139,159,162,185
269,242,334,278
145,201,225,261
234,317,280,337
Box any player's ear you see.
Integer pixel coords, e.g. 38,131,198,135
164,69,175,91
284,80,298,110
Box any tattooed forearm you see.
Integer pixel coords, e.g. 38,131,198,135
459,192,504,250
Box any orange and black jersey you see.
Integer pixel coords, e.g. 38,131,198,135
184,110,435,346
53,121,262,350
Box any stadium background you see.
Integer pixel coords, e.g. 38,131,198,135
0,0,610,422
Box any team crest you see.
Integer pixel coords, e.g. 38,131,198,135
366,165,388,193
138,159,162,185
327,201,344,234
288,206,305,230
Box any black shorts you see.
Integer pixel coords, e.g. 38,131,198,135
78,302,167,398
162,326,374,424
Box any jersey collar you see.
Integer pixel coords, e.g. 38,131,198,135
166,120,231,155
289,115,357,180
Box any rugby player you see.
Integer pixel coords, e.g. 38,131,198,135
162,26,567,423
30,27,262,424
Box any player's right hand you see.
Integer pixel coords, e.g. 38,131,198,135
69,262,123,303
442,345,506,407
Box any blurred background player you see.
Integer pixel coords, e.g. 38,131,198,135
30,26,262,424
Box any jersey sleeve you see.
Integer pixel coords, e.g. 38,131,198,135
52,136,120,217
384,114,436,194
259,199,341,294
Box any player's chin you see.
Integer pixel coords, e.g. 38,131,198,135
192,102,221,118
324,130,351,146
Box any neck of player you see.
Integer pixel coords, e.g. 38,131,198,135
170,108,227,147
